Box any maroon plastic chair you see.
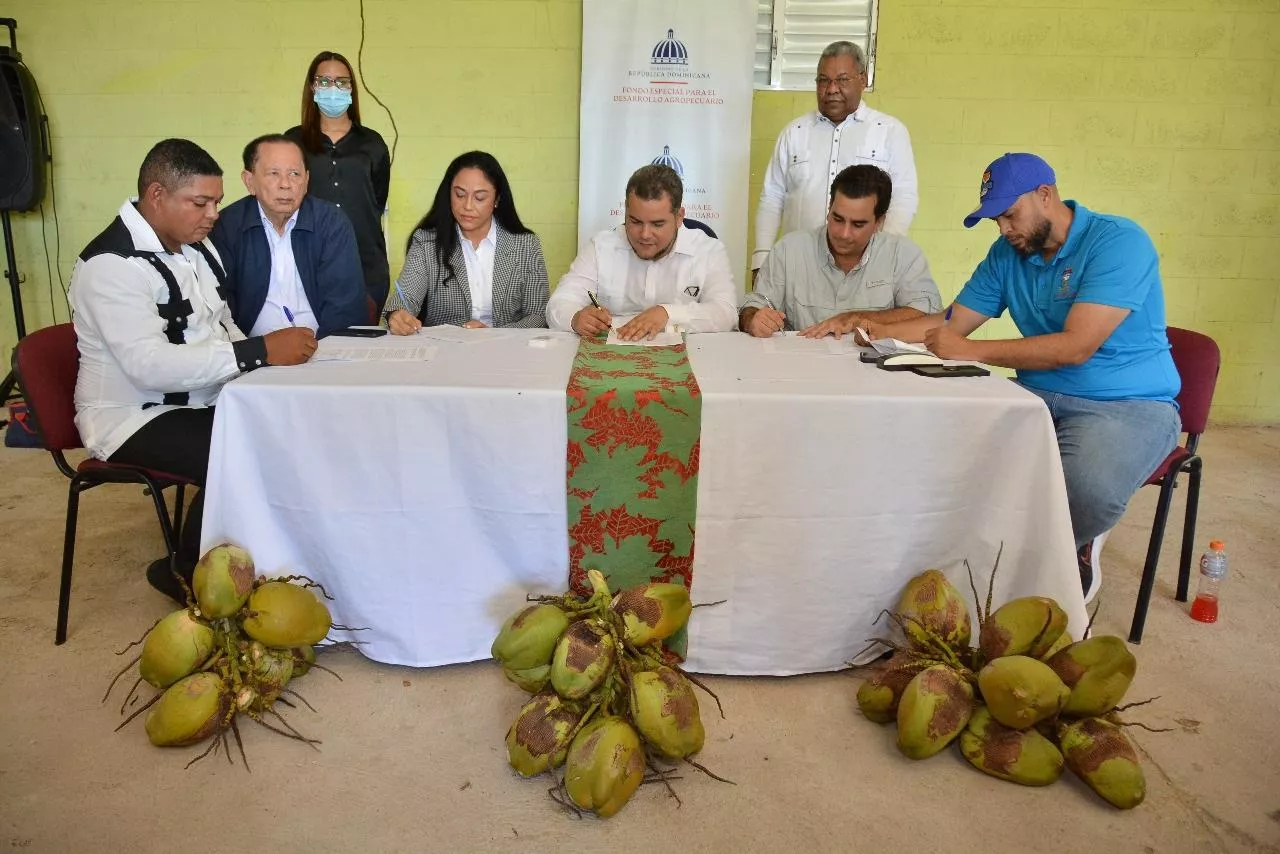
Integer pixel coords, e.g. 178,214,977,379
11,324,198,644
366,294,379,325
1129,327,1221,643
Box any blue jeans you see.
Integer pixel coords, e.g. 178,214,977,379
1020,385,1182,550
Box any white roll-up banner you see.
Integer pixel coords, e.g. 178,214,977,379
578,0,757,290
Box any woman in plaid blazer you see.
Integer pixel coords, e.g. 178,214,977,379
385,151,549,331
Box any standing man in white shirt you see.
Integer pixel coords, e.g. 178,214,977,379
753,41,918,281
547,164,738,340
69,138,316,602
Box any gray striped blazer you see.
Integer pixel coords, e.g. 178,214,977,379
386,224,549,328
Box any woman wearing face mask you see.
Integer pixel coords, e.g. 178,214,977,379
384,151,549,332
286,51,391,314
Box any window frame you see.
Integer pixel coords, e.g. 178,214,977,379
754,0,880,92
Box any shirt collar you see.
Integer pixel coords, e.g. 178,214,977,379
117,199,169,254
817,224,879,272
1055,201,1089,260
256,201,300,237
816,102,868,129
456,219,499,250
611,223,697,260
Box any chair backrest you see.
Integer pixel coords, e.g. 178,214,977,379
683,218,717,239
11,323,84,452
1168,326,1220,437
366,294,379,325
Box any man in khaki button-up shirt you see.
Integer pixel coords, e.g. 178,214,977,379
740,164,940,339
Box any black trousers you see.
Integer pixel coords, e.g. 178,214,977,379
108,407,215,561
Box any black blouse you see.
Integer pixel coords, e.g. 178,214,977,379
286,123,391,309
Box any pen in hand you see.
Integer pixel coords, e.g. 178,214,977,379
588,291,602,311
943,304,954,324
282,305,297,327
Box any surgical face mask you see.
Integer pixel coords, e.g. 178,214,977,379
313,88,352,118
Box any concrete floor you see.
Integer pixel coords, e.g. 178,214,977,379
0,427,1277,853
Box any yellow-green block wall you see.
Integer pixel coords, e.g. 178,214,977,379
4,0,1278,423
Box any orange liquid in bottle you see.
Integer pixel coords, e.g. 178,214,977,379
1190,594,1219,623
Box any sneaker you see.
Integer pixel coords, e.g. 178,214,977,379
1078,533,1107,605
146,556,195,605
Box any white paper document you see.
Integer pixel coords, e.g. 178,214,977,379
761,332,850,356
312,341,437,362
415,325,495,344
604,314,683,346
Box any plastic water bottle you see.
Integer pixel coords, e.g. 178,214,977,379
1190,540,1228,623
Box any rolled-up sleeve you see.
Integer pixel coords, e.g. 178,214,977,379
741,238,789,314
892,241,942,313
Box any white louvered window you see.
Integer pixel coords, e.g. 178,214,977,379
754,0,879,91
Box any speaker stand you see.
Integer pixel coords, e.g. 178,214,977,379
0,209,28,419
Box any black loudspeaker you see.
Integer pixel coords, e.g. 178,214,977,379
0,19,47,213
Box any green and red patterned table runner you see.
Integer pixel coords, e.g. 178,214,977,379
565,338,701,652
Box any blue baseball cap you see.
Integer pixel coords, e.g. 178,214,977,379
962,153,1056,228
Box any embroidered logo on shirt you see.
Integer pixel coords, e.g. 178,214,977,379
684,285,700,298
1056,267,1076,300
979,170,993,200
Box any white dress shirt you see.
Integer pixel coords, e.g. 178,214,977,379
754,103,918,269
248,204,317,336
546,226,738,333
458,221,498,326
70,200,250,459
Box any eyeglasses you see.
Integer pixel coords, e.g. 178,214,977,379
815,75,861,89
313,76,353,91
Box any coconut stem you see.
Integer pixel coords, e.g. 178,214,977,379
115,617,163,656
269,575,335,600
113,691,161,732
1114,696,1160,712
262,706,321,749
985,542,1004,625
682,755,736,785
183,731,224,769
282,688,317,713
672,665,725,720
119,676,145,716
230,716,250,773
102,653,143,704
644,757,684,805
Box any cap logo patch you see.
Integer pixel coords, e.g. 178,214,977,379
979,170,993,199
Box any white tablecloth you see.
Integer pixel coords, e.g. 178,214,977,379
203,330,1086,675
681,335,1085,675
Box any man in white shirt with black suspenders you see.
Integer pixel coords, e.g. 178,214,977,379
69,138,315,601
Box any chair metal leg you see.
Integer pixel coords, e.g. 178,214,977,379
173,484,186,548
1176,460,1203,602
1130,473,1179,644
55,479,84,645
144,478,180,562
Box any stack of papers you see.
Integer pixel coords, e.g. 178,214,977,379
856,329,934,357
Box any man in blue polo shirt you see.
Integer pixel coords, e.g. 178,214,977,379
860,153,1181,601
